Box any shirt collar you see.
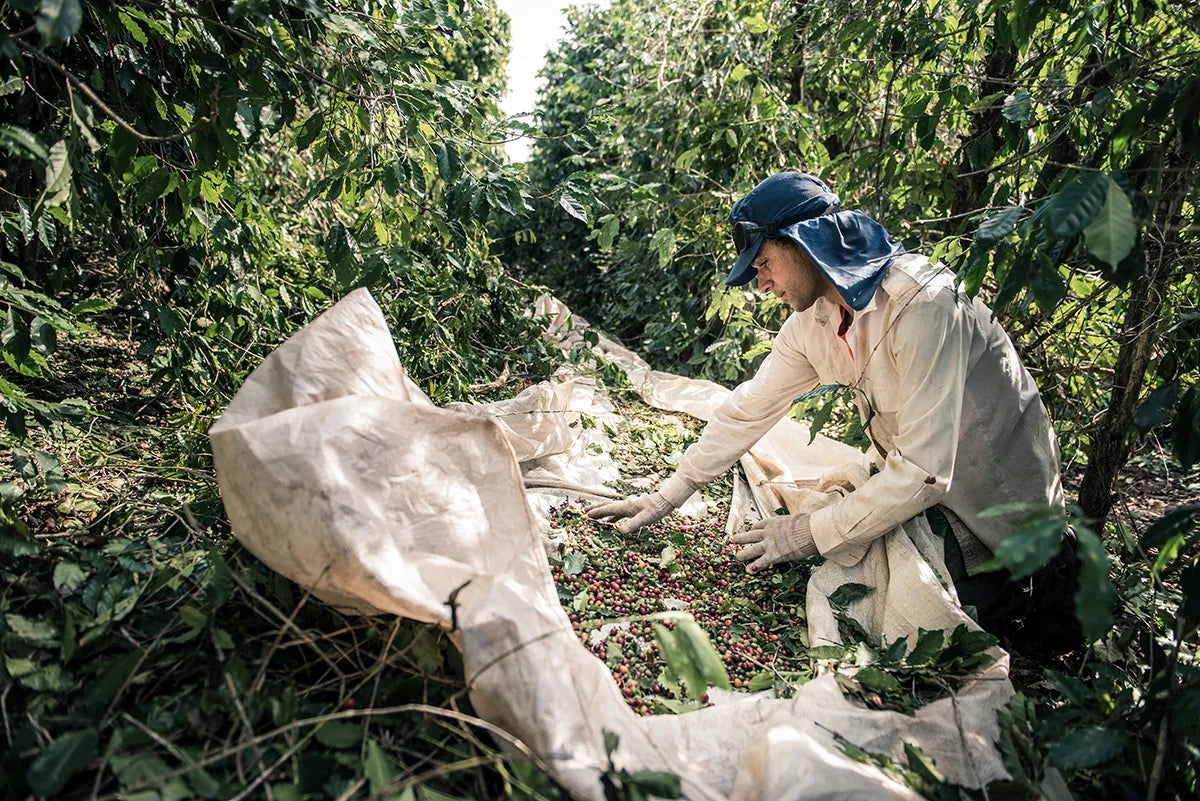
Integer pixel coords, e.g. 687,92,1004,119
814,286,882,331
857,284,884,315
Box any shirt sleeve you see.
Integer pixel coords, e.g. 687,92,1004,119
674,316,821,486
808,298,972,567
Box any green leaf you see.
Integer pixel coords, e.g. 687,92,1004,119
975,206,1023,247
968,132,994,169
603,729,620,760
991,245,1032,312
0,125,50,161
11,660,72,691
793,383,847,404
1134,382,1179,432
5,613,61,646
659,544,677,567
597,215,619,251
562,551,586,576
117,11,148,45
53,561,88,595
83,650,141,714
828,582,873,609
234,100,259,139
854,666,900,693
1029,262,1066,312
295,112,324,150
37,0,83,45
958,246,989,298
906,628,944,665
996,693,1043,786
364,739,396,794
41,139,72,209
808,645,847,659
1152,532,1185,574
1140,503,1200,550
295,752,336,796
572,589,588,612
15,200,35,243
558,193,589,224
436,142,461,182
1047,172,1108,238
673,147,700,171
324,222,360,288
35,451,65,494
1073,527,1115,643
1001,92,1032,123
805,393,837,444
37,212,58,250
29,318,57,356
743,13,769,34
649,228,675,268
69,298,115,315
1044,670,1092,707
12,445,37,480
625,770,682,799
1083,179,1136,268
27,728,98,798
904,742,946,785
1048,726,1125,769
136,167,174,205
747,670,776,691
315,721,361,749
978,517,1064,580
939,625,997,661
729,63,751,82
653,617,730,699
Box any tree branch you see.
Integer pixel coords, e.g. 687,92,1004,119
15,38,215,144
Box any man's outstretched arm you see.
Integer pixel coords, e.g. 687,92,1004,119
589,315,820,532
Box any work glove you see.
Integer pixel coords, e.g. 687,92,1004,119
587,474,700,534
795,460,875,492
731,513,817,573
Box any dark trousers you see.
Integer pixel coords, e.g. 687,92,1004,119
934,508,1083,650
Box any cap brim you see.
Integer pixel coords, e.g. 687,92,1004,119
724,235,762,286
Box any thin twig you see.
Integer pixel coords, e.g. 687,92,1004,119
15,39,216,143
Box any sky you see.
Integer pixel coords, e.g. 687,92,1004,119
494,0,609,162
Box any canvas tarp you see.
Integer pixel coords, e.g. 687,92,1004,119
210,289,1068,801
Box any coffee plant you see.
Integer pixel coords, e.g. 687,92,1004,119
1,0,1198,799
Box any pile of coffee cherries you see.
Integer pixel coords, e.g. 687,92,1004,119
548,499,817,715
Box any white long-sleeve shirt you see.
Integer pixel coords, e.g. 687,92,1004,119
673,254,1065,570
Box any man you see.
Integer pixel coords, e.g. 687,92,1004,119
589,171,1079,642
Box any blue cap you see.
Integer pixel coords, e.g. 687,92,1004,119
725,172,905,311
725,172,840,287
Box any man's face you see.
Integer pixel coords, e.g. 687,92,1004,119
753,239,827,312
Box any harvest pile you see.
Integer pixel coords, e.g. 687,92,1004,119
549,498,817,715
548,397,1001,718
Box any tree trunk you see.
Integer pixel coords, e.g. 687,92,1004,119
947,41,1017,225
1078,147,1197,528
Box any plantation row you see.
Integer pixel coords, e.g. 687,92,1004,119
1,1,1198,800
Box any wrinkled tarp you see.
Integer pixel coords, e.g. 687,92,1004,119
210,288,1068,801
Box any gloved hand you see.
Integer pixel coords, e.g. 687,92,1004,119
796,461,874,492
731,513,817,573
586,474,700,534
